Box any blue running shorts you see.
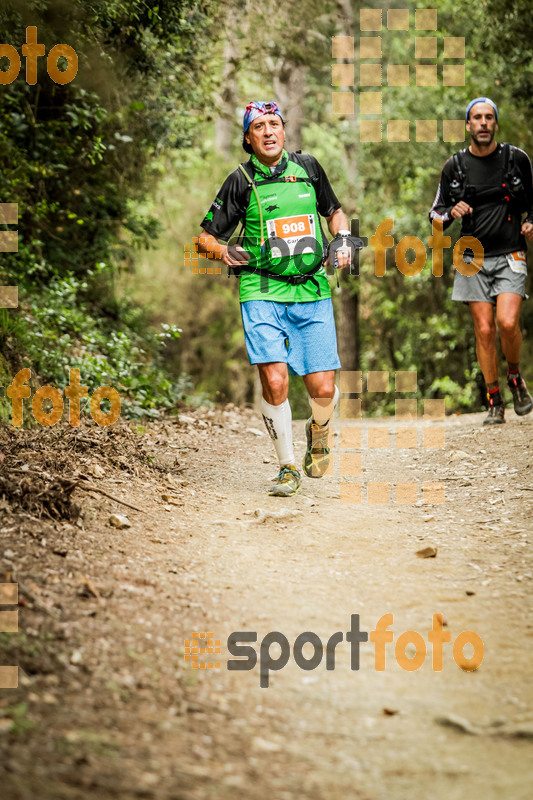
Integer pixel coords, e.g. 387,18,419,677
240,299,341,376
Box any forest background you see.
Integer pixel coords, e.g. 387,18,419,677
1,0,532,421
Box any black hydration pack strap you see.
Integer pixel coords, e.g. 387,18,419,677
228,262,323,296
450,148,473,204
503,141,512,183
238,154,319,187
253,175,314,186
452,149,467,186
501,142,528,213
502,142,514,217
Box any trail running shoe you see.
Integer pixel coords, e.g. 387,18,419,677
268,464,302,497
303,417,331,478
483,403,505,425
507,376,533,416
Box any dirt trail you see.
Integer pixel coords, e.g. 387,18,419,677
0,406,532,799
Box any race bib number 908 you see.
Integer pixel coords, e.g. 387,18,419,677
266,214,317,259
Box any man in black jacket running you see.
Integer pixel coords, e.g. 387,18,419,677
430,97,533,424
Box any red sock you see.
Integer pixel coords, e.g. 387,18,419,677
487,387,502,406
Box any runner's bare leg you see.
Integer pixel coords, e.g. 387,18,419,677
469,302,498,384
495,293,523,367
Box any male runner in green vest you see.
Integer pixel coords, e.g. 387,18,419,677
199,100,353,496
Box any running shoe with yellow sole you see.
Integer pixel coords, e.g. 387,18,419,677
303,418,331,478
268,464,302,497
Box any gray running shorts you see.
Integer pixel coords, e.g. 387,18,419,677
452,252,527,304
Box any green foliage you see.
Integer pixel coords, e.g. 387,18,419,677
0,702,34,735
483,0,533,110
1,263,183,417
1,0,213,282
0,0,217,418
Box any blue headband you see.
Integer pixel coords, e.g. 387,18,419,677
466,97,498,122
243,101,284,133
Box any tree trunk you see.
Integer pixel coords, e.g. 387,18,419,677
338,273,359,370
213,24,241,158
273,62,307,152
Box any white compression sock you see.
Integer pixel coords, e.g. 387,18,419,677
261,397,295,466
308,385,339,426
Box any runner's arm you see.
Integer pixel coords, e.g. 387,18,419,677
302,156,350,267
429,159,467,228
198,230,250,267
198,169,253,264
325,209,351,269
326,208,350,237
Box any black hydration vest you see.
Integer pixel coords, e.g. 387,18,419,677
449,143,529,219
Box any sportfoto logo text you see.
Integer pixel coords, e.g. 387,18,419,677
0,26,78,85
5,369,121,427
185,613,484,688
187,220,484,280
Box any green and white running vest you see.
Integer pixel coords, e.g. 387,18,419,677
235,152,331,303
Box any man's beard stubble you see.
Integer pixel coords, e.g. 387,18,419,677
471,130,495,147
